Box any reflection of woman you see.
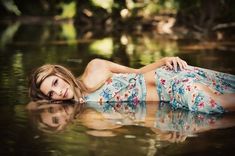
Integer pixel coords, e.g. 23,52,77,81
27,101,83,133
29,57,235,114
27,100,235,142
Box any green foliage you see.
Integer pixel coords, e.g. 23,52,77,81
57,1,76,19
1,0,21,15
0,22,20,50
91,0,113,12
89,38,113,58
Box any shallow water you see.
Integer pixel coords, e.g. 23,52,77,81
0,22,235,155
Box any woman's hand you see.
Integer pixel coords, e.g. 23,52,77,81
162,57,188,72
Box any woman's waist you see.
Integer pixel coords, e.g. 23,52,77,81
143,70,159,101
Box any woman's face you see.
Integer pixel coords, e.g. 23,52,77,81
40,75,74,100
40,104,74,129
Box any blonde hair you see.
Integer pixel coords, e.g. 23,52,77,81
29,64,86,102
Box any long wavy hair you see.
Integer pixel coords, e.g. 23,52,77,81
29,64,87,102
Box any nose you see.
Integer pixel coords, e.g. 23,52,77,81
53,87,63,96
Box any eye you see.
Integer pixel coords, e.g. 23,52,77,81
48,91,54,99
53,79,58,86
52,117,59,124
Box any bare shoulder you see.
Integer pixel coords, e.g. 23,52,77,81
81,59,112,92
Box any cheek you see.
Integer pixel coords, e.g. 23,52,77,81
68,88,74,98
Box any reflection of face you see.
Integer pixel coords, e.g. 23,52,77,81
40,75,74,100
40,104,74,129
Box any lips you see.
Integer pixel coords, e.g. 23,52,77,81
63,88,68,98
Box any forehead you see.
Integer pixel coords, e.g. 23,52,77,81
40,75,58,95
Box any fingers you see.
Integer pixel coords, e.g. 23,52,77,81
174,57,188,72
182,60,188,69
172,58,178,72
165,57,188,72
176,57,183,71
166,62,173,69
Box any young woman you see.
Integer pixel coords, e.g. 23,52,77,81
29,57,235,114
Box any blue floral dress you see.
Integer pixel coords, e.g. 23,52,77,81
84,65,235,114
84,73,147,123
155,65,235,114
84,73,147,103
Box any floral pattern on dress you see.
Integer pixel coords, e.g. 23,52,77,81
84,73,147,120
155,65,235,114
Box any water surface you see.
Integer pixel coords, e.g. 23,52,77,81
0,22,235,155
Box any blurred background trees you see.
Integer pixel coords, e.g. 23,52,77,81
1,0,234,40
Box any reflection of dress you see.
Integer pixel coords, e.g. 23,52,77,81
156,66,235,114
85,101,223,135
85,101,146,125
155,102,222,135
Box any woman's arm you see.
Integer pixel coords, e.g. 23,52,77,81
139,57,188,73
85,57,187,74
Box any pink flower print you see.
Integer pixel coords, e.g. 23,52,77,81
197,114,205,120
115,103,122,109
209,98,216,108
133,97,139,106
212,80,216,86
175,80,180,84
115,95,120,101
182,78,189,83
186,85,191,91
124,93,129,98
160,79,166,85
208,118,215,125
198,102,205,109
